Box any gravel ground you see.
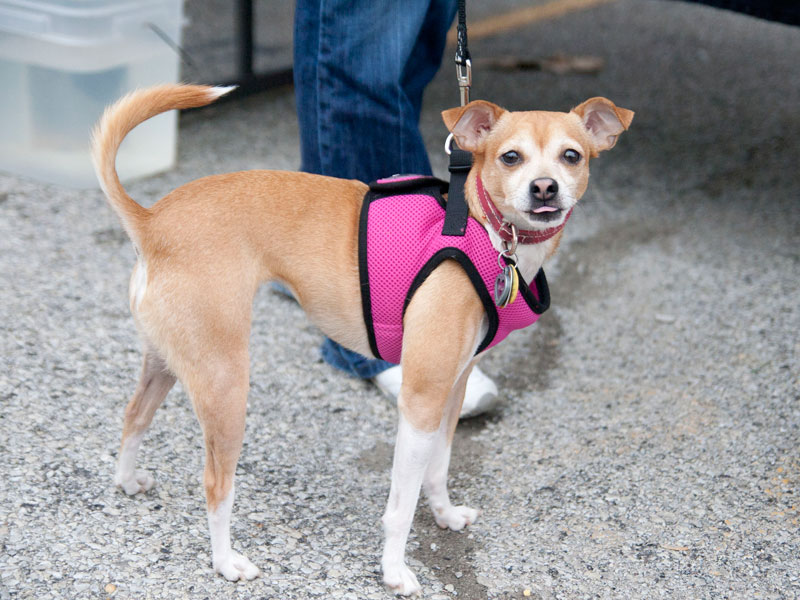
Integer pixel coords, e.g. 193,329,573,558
1,1,799,599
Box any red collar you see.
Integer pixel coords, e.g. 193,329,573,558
476,174,571,245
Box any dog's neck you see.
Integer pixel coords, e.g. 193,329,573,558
485,227,552,283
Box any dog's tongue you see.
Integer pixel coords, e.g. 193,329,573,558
533,206,559,213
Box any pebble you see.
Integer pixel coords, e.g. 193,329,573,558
654,313,677,324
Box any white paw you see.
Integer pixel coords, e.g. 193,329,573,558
383,561,421,596
434,505,480,531
115,470,155,495
214,550,261,582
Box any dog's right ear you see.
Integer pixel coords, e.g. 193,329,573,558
442,100,506,153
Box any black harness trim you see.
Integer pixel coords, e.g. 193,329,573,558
402,247,499,355
504,258,551,315
366,176,448,199
359,178,449,360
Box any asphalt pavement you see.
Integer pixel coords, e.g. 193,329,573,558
1,1,798,599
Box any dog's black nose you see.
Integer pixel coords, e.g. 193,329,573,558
530,178,559,201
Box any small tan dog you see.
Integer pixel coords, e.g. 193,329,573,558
92,84,632,596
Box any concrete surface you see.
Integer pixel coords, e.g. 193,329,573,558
1,1,798,599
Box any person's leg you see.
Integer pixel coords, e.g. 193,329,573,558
294,0,458,377
319,337,391,379
294,0,457,181
294,0,497,417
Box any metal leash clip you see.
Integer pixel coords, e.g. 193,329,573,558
456,58,472,107
446,0,471,154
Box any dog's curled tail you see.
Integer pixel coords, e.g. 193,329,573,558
91,84,236,248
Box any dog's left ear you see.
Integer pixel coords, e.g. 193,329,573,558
442,100,507,153
572,97,634,155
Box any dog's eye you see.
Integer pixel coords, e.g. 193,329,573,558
563,149,582,165
500,151,521,166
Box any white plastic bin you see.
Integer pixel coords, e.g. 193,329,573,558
0,0,184,188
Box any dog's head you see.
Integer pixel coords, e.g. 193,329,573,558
442,98,633,232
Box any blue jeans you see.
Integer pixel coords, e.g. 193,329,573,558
294,0,457,379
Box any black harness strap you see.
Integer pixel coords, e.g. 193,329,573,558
441,147,472,236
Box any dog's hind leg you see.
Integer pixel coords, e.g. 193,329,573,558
180,342,260,582
130,252,261,580
115,346,176,495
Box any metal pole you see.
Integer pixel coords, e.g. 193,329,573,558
237,0,254,78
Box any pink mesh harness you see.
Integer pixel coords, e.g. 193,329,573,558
358,175,550,364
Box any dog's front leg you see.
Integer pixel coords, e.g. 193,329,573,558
381,411,442,595
381,262,485,595
382,368,477,595
424,361,480,531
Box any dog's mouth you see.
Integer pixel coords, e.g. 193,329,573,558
526,205,564,223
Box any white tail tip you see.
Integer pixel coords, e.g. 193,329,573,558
208,85,238,100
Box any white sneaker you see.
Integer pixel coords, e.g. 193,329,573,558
372,364,404,399
373,365,498,419
459,366,499,418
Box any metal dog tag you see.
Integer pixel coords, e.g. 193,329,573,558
495,231,520,308
494,264,519,308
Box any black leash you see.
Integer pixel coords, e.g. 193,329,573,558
454,0,472,106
